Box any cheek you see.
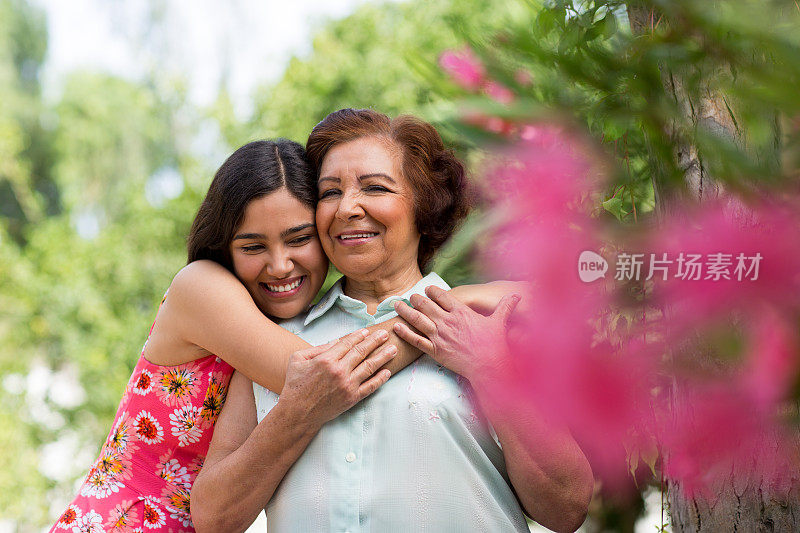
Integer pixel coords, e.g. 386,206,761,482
315,204,335,235
232,255,263,281
384,200,417,237
299,246,329,289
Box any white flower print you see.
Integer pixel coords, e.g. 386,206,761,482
140,496,166,530
132,369,154,395
72,510,104,533
156,458,191,489
80,467,124,499
55,504,82,530
133,410,164,445
169,405,203,446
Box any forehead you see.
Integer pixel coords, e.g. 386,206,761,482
238,189,315,230
319,136,402,178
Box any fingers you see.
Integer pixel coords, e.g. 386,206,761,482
316,328,371,360
351,343,397,383
356,368,391,401
492,293,521,327
392,321,435,355
409,293,447,321
294,339,337,360
425,285,460,312
341,330,389,369
394,301,437,338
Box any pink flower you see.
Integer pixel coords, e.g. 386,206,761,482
484,80,515,104
439,48,485,91
477,124,800,492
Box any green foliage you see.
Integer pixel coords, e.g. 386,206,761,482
438,0,800,205
241,0,499,147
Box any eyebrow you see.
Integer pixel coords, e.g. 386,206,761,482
318,173,397,185
232,223,315,241
281,223,315,238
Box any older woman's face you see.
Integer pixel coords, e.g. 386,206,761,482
316,136,420,281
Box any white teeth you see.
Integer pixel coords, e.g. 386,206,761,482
339,233,377,240
265,278,302,292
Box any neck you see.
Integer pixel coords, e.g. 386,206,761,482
343,262,424,314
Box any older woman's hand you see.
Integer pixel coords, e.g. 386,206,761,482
280,328,397,430
392,286,520,383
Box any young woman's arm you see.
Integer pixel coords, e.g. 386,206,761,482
191,329,394,532
144,260,420,392
448,280,531,315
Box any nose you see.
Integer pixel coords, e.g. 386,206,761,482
335,190,365,222
266,248,294,278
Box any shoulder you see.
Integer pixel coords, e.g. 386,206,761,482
172,260,238,288
169,261,248,302
164,261,253,325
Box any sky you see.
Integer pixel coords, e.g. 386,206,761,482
34,0,374,118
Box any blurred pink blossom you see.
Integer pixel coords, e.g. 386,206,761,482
439,48,486,91
479,123,800,494
484,81,515,104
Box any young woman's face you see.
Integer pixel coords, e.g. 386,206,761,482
229,188,328,319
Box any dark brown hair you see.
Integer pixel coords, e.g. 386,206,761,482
187,139,316,271
306,108,470,271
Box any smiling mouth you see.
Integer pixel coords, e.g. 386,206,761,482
337,232,378,243
259,276,305,297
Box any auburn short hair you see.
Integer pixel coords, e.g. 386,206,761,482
306,108,470,271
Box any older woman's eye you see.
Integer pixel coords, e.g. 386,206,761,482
319,188,341,199
364,185,390,193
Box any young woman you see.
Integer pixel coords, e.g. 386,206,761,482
49,140,418,532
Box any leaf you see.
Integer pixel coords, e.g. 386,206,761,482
602,196,627,221
599,13,618,40
641,441,660,478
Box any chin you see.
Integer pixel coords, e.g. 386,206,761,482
334,257,383,279
263,303,304,320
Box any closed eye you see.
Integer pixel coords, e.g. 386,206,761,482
288,235,313,246
364,185,391,193
319,188,341,200
241,244,264,253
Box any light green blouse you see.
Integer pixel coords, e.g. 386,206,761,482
253,272,529,533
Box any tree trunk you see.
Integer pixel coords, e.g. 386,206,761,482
626,5,800,532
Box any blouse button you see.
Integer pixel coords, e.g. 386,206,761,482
345,452,356,463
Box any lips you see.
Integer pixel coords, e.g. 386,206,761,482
259,276,305,298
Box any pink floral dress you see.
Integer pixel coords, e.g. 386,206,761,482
50,296,234,533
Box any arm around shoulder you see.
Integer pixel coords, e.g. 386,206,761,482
166,260,310,392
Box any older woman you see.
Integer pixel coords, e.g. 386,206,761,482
192,109,593,532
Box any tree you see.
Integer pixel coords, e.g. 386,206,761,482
626,2,800,531
433,0,800,530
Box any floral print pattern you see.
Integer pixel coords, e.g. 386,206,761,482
55,504,81,530
199,371,228,427
133,369,154,395
169,405,203,447
105,500,138,532
156,366,201,407
48,295,233,533
134,411,164,445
